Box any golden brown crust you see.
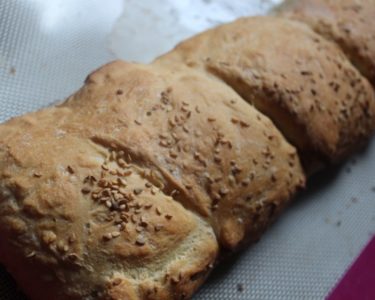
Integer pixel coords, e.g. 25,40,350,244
277,0,375,85
0,61,304,299
155,16,375,169
64,61,306,248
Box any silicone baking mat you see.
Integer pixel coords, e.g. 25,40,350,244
0,1,374,299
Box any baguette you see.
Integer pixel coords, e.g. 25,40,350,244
0,3,374,300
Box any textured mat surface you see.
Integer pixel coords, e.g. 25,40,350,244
0,1,374,299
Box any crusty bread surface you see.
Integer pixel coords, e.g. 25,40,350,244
155,16,375,170
0,61,305,299
277,0,375,85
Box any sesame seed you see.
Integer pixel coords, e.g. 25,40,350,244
98,179,108,187
111,231,120,238
241,179,250,186
207,117,216,122
117,178,127,186
159,140,169,147
68,233,76,244
155,207,162,215
134,119,142,125
134,188,143,195
67,166,74,174
113,278,122,286
228,175,236,186
219,187,229,196
67,253,79,261
212,192,221,201
131,215,137,223
123,170,132,177
118,223,126,231
135,235,146,246
120,214,129,223
214,176,223,182
240,121,250,128
103,233,112,241
33,172,42,178
26,251,36,258
271,174,277,182
57,241,67,252
109,151,116,161
118,188,127,195
169,150,178,159
118,158,127,167
154,224,163,232
81,187,91,194
214,156,222,163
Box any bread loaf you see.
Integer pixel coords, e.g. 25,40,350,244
155,16,375,171
277,0,375,85
0,62,304,299
0,3,374,300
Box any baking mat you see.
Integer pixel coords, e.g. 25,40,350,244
0,1,374,299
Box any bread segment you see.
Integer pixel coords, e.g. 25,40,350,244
0,61,304,299
277,0,375,86
155,16,375,171
0,88,218,300
64,61,305,248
